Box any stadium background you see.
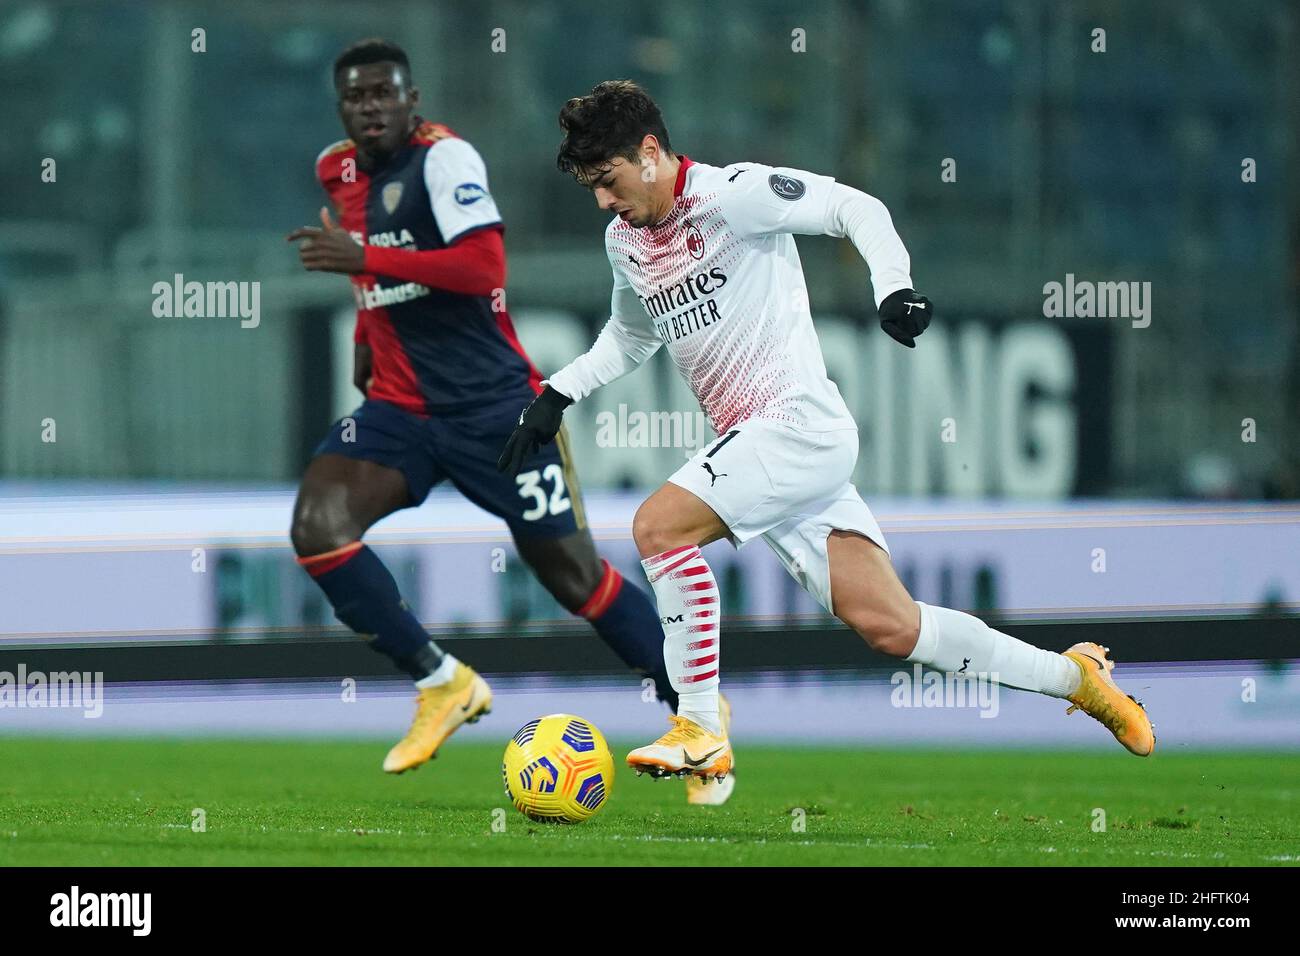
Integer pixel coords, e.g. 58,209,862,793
0,0,1296,751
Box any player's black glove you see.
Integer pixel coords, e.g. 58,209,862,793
878,289,934,348
496,385,573,475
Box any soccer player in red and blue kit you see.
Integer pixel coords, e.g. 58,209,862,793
286,40,705,794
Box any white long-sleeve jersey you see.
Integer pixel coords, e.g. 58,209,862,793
546,156,914,435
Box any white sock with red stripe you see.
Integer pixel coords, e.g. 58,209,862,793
641,545,723,736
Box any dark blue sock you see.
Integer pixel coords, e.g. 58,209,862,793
300,543,443,680
580,561,678,712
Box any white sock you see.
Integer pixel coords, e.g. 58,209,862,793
415,653,459,688
907,602,1081,698
642,545,722,735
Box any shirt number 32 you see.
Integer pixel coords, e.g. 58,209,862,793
515,465,572,521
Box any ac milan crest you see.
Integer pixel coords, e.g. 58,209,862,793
686,224,704,260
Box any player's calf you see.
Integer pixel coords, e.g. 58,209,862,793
298,542,444,677
835,600,921,659
827,530,1080,698
298,539,489,770
517,530,680,711
514,529,606,613
641,544,724,735
827,529,922,658
292,460,450,682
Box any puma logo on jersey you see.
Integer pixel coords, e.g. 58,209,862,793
904,301,928,313
701,462,727,486
728,168,748,182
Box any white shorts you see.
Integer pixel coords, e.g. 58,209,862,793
667,418,889,613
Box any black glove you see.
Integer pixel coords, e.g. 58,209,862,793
878,289,933,348
496,385,573,475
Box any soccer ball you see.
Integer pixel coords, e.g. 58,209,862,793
502,714,615,823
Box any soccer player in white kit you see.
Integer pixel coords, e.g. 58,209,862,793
500,81,1155,793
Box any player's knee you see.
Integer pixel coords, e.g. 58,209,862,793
632,499,680,557
631,502,658,556
290,500,356,557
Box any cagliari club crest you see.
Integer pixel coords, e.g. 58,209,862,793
381,181,404,214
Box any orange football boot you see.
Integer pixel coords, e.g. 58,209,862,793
1063,643,1155,756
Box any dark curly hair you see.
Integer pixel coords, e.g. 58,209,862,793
556,80,673,178
333,38,410,87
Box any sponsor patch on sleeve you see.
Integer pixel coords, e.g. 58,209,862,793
768,173,806,201
454,183,489,205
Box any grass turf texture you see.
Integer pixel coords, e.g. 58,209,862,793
1,737,1295,866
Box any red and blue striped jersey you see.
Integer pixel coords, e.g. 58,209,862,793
315,120,542,417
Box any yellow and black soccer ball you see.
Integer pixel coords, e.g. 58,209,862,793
502,714,615,823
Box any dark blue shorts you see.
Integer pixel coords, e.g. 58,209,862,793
313,399,586,539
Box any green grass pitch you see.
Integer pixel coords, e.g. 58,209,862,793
1,737,1295,866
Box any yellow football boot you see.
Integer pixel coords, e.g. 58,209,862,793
686,694,735,805
382,662,492,773
628,711,732,780
1063,642,1155,756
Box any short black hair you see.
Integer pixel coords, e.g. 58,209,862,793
333,38,410,87
557,80,673,177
